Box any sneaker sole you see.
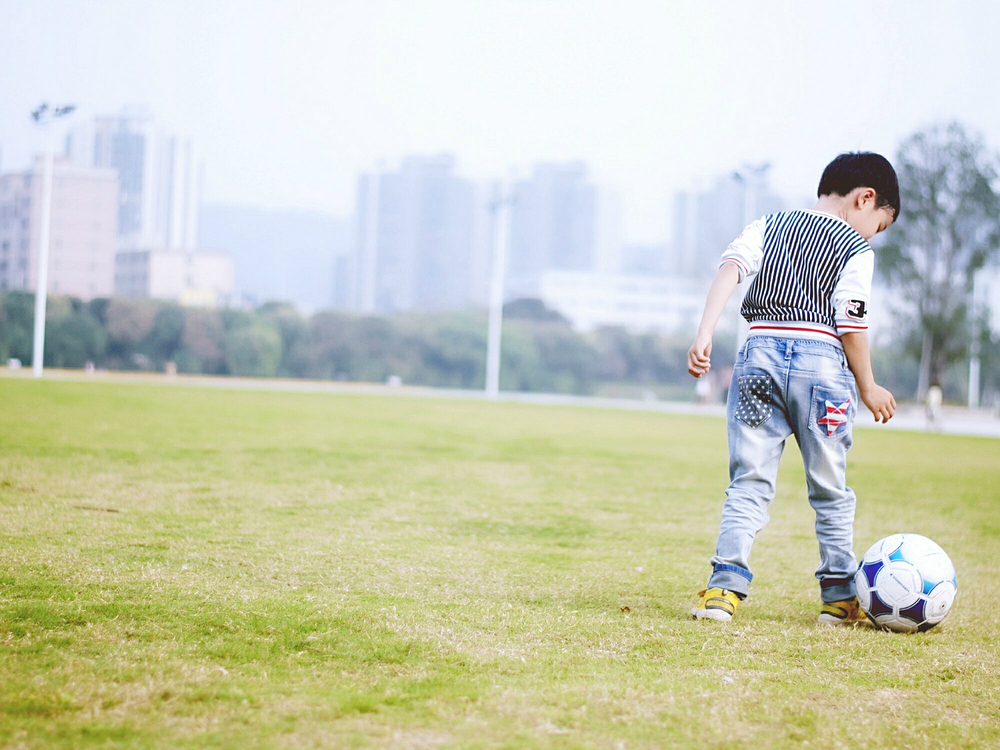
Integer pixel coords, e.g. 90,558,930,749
817,613,849,626
817,613,872,626
691,607,733,622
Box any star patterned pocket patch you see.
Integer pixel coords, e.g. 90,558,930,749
817,398,851,436
736,374,772,428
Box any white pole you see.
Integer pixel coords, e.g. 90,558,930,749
31,134,56,378
969,272,982,409
969,356,981,410
485,182,510,398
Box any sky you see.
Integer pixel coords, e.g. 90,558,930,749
2,0,1000,243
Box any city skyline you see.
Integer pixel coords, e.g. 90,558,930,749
2,1,1000,243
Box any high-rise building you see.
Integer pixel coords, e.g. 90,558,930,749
68,107,201,251
0,157,118,300
673,169,785,280
353,155,488,312
507,162,599,298
114,249,234,307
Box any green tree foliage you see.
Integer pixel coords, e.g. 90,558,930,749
43,299,106,368
879,122,1000,397
145,305,185,366
102,298,159,368
225,322,283,377
178,309,226,374
258,302,311,377
503,297,571,324
0,292,710,397
0,292,34,362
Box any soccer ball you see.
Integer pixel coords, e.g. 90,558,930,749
854,533,957,633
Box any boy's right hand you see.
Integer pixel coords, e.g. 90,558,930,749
687,335,713,378
859,384,896,423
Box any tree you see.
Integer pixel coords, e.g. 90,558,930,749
179,309,226,374
44,304,107,368
257,302,309,377
503,297,571,324
144,305,186,365
879,123,1000,398
0,292,35,362
224,323,282,377
102,298,158,368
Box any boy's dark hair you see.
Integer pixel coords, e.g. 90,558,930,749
817,152,901,219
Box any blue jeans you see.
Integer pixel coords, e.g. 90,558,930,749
707,337,859,603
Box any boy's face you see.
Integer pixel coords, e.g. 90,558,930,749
849,187,895,240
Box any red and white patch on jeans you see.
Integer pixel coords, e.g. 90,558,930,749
817,399,851,436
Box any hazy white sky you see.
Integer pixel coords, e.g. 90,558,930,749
2,0,999,242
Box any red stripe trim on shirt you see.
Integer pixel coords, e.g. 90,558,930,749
721,255,749,277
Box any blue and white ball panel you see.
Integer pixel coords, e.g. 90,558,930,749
854,533,957,632
875,560,923,608
924,581,957,625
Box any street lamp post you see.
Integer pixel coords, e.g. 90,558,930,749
969,271,983,409
30,102,76,379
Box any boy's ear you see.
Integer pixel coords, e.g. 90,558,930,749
855,187,877,208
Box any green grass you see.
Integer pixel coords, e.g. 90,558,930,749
1,375,998,749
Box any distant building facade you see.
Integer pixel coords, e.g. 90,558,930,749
115,249,233,307
673,169,785,280
0,157,118,300
68,106,201,252
199,204,353,313
508,163,601,298
538,270,706,334
352,155,489,312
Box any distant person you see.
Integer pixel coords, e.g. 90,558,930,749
686,152,899,624
925,383,943,430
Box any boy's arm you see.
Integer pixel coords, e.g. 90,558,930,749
687,262,741,378
841,330,896,423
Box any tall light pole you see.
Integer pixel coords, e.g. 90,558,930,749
969,271,983,409
30,102,76,378
485,181,513,399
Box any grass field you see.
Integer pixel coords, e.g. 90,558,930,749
1,375,999,749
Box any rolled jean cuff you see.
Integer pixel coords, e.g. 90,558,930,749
708,563,753,597
820,577,856,603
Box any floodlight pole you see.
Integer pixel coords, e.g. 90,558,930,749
30,103,75,378
485,181,512,399
969,272,982,409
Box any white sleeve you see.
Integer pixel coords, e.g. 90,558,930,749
832,250,874,335
719,218,765,283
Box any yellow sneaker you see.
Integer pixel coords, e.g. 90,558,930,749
818,597,869,626
691,588,741,622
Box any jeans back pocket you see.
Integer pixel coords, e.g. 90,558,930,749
736,374,772,428
808,386,854,439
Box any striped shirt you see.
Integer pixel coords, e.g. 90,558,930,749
721,209,874,347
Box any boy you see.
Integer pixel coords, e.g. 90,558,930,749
687,152,899,625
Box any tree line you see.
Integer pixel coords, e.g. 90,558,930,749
0,293,708,397
5,288,995,403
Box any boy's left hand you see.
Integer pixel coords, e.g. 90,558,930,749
687,336,713,377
